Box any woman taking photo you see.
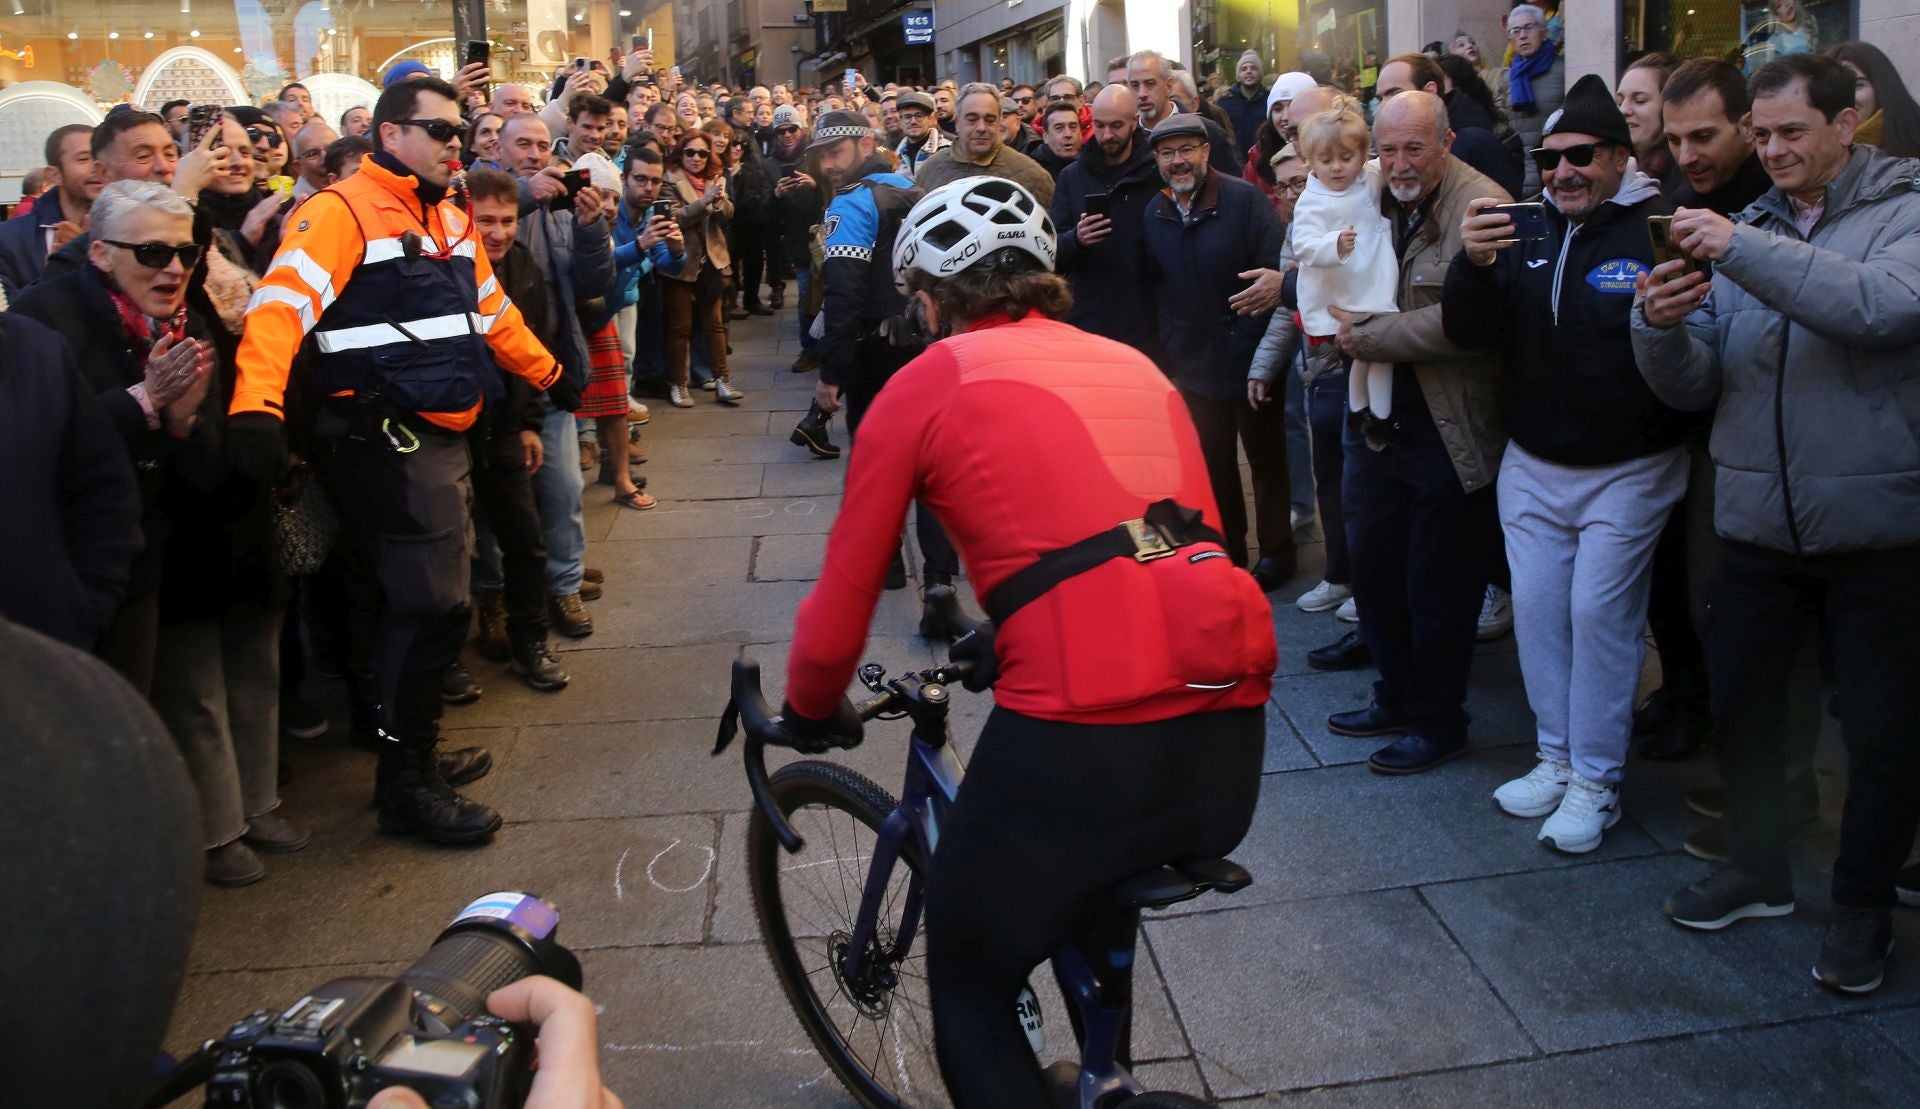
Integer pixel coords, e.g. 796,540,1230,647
661,129,743,408
1617,52,1680,193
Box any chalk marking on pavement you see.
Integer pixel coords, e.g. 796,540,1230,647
737,501,775,519
796,1068,833,1089
614,847,632,902
647,838,717,893
784,500,817,516
891,1011,913,1096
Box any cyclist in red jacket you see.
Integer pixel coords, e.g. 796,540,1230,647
781,175,1276,1107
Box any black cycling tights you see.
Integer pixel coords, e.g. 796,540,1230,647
925,705,1265,1108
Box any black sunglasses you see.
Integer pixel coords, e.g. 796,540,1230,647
105,240,204,269
1530,143,1609,171
244,126,284,148
682,147,710,158
400,118,463,143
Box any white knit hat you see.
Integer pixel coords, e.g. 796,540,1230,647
1266,71,1317,114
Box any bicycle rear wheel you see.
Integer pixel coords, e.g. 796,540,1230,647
748,760,949,1108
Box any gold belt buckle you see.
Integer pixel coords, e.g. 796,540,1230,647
1124,518,1177,562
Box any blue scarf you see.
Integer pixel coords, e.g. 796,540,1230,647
1507,38,1557,114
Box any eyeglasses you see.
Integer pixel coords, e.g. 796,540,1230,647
683,148,710,159
1154,143,1206,161
1507,22,1544,36
1013,94,1034,104
105,240,204,269
1531,143,1607,171
399,118,463,143
244,127,284,148
1274,178,1308,196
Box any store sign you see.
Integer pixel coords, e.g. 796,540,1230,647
903,12,934,45
813,0,848,12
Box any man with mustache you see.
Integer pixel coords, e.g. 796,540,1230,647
1050,83,1162,359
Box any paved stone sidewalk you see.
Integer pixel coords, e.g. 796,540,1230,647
165,311,1920,1106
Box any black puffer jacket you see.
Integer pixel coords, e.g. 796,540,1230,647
1051,128,1164,360
1443,171,1692,465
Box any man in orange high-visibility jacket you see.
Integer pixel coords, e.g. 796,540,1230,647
229,76,576,845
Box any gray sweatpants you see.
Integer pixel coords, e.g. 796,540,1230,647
1499,443,1688,786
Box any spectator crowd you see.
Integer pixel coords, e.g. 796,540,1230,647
1,20,1917,998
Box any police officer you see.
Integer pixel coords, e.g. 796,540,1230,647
228,77,576,844
804,110,958,601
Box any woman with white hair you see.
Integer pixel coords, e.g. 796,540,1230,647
14,178,300,888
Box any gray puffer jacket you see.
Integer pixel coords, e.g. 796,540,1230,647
1631,145,1920,555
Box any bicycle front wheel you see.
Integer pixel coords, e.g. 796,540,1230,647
748,760,949,1108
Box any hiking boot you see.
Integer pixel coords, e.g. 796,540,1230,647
441,661,481,704
439,746,493,787
1538,774,1621,854
549,593,593,638
242,810,310,853
1665,865,1794,931
579,577,603,602
583,566,605,585
1493,754,1573,818
474,590,510,661
206,840,266,887
791,400,841,459
1814,905,1894,994
512,638,570,691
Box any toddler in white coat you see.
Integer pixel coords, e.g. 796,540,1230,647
1288,102,1401,421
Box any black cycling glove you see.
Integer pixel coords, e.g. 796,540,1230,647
228,411,289,489
779,697,864,754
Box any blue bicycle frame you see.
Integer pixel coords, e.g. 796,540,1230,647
834,691,1146,1109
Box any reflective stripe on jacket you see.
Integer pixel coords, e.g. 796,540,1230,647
231,154,559,432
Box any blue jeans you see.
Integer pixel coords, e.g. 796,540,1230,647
532,398,586,596
795,265,819,354
1344,416,1495,740
1284,367,1315,520
1306,372,1351,584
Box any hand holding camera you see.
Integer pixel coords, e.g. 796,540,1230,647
1461,197,1527,266
367,977,622,1109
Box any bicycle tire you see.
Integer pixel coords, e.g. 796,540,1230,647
1121,1094,1215,1107
748,759,947,1108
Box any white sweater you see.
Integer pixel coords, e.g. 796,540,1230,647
1289,164,1400,336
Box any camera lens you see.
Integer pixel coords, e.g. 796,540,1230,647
254,1059,328,1109
401,893,581,1033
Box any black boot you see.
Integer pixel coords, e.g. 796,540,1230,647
769,284,786,310
375,733,503,844
790,400,842,459
512,637,570,691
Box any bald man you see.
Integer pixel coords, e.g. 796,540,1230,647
491,84,536,117
1050,82,1163,357
291,119,339,198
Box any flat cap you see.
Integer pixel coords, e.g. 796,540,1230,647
895,90,935,114
1147,112,1209,146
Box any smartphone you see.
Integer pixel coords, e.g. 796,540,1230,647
1646,215,1694,273
188,103,221,147
466,40,489,68
574,57,590,71
548,169,592,211
650,199,673,221
1083,192,1110,217
1487,201,1549,243
646,28,654,52
845,67,859,93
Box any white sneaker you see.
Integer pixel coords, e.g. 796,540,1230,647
700,378,718,391
1538,774,1621,854
714,379,746,405
1477,584,1514,641
1335,597,1359,623
668,384,694,408
1493,754,1573,817
1296,580,1352,613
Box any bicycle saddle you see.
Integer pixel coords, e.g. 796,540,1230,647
1108,857,1253,909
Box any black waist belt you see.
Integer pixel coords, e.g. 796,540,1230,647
983,499,1226,626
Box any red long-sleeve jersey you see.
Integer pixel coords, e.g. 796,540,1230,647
786,313,1277,724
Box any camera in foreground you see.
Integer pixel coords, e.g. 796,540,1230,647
201,891,580,1109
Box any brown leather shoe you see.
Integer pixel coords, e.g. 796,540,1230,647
549,592,593,638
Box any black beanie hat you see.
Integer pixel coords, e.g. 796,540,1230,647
1543,73,1632,148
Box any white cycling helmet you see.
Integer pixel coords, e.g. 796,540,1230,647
892,175,1057,292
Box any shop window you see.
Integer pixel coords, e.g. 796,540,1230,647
1628,0,1855,73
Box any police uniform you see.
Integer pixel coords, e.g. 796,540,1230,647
230,151,564,843
810,112,959,585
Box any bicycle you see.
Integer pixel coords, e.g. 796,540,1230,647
715,588,1251,1108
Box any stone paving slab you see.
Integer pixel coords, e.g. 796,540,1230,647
185,813,717,972
1255,1016,1920,1106
273,726,517,836
1262,699,1321,773
763,460,852,498
646,433,830,466
753,532,831,581
607,494,843,541
487,718,750,819
643,461,768,501
1147,890,1535,1097
1273,650,1537,768
1871,1006,1920,1067
1421,853,1920,1053
1213,747,1662,910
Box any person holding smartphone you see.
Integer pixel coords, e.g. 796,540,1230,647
1442,75,1692,851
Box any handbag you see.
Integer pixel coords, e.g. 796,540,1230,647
271,463,339,577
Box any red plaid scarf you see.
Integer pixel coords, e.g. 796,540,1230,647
105,283,188,369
